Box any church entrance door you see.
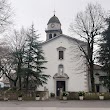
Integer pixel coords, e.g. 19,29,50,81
56,81,65,96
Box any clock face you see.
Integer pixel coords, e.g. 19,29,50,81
51,23,55,28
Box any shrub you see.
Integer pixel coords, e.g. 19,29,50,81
99,93,104,96
84,93,99,100
67,92,79,100
18,91,23,97
18,94,22,97
103,93,110,100
50,93,55,97
36,94,40,97
78,91,85,96
62,92,69,97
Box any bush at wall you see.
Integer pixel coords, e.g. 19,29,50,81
65,92,110,100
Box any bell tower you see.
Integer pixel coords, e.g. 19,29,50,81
45,14,62,41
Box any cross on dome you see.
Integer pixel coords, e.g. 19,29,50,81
53,10,56,16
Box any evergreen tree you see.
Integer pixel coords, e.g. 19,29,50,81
98,17,110,90
23,24,50,90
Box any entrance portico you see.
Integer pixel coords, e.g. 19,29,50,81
53,73,69,96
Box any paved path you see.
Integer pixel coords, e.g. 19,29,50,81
0,100,110,110
0,100,110,107
0,108,109,110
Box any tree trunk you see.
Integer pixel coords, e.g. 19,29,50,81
26,75,29,91
13,81,17,89
19,76,21,90
18,62,22,90
90,63,95,92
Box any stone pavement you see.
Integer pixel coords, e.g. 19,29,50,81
0,100,110,110
0,108,109,110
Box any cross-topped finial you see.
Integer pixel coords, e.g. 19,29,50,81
53,9,56,16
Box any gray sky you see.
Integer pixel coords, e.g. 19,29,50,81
9,0,110,41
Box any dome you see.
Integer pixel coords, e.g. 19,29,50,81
47,15,61,25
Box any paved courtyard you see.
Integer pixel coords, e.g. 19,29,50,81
0,100,110,110
0,108,109,110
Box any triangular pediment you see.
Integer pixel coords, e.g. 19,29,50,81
41,34,87,46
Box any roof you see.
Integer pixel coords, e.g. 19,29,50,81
41,34,87,45
47,15,61,25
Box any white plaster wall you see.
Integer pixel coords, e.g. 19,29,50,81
38,35,88,94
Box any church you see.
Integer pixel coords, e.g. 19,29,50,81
38,14,108,96
1,14,108,95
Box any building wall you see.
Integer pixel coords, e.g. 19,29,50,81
39,35,88,95
46,31,61,40
94,69,108,92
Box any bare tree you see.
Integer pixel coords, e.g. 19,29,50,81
5,28,27,89
0,28,27,89
70,3,106,92
0,43,17,87
0,0,13,33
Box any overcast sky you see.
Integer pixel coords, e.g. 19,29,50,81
9,0,110,41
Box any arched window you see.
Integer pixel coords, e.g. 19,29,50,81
49,34,52,39
58,64,64,75
54,33,56,37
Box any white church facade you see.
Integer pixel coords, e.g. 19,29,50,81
38,14,108,96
